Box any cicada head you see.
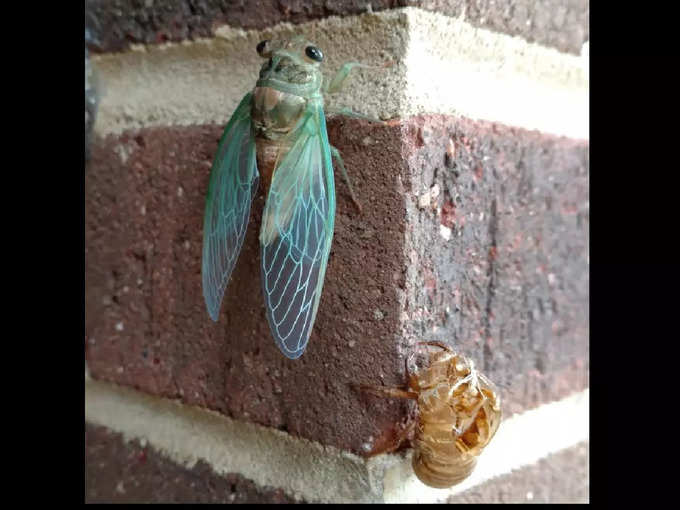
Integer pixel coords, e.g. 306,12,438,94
406,341,457,392
254,36,325,96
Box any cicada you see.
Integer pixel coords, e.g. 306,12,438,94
202,36,381,359
354,341,502,488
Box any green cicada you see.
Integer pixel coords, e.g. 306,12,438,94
202,36,381,359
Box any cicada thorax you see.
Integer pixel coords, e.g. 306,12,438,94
252,86,307,193
410,349,502,488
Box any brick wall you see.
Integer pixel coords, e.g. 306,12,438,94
85,0,589,503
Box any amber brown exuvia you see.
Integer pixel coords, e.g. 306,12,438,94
355,341,501,488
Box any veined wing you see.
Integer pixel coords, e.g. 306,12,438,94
202,93,259,321
260,101,335,359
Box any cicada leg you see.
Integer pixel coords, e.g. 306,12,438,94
330,145,362,213
324,61,392,212
325,105,385,124
352,354,420,454
380,417,417,454
416,340,454,352
353,347,423,400
352,382,418,454
351,383,418,400
325,61,392,95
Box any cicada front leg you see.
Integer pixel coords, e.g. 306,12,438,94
384,416,417,454
351,383,418,400
416,340,454,352
330,145,362,213
324,105,385,124
351,381,418,455
325,61,392,95
324,60,391,122
323,60,391,213
351,350,420,401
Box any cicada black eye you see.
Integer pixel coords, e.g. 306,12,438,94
257,40,271,57
305,45,323,62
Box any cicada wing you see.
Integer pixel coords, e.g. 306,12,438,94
202,93,259,321
260,103,336,359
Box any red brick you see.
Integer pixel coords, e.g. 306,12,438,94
447,441,589,503
85,114,588,454
396,115,589,414
85,119,410,455
85,424,298,503
85,0,588,55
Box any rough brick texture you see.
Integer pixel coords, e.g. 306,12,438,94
85,118,412,456
398,115,588,417
447,442,589,503
85,424,298,503
85,0,588,55
85,114,588,454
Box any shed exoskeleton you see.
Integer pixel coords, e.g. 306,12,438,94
354,341,501,488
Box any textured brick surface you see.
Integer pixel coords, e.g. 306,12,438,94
414,0,589,54
85,0,588,55
85,118,411,456
398,115,589,417
447,442,589,503
85,423,298,503
85,114,588,454
84,0,401,52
